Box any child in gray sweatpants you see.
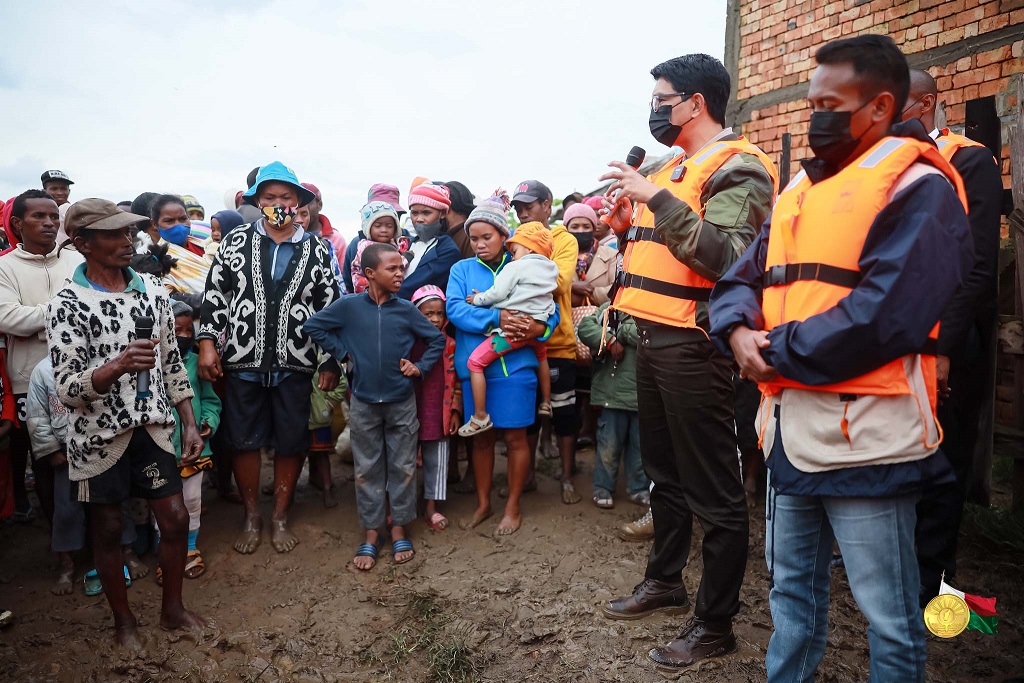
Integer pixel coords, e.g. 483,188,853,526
304,243,444,571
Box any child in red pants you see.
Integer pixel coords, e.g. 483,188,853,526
459,222,558,437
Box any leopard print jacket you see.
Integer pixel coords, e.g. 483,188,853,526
46,274,194,481
197,224,339,374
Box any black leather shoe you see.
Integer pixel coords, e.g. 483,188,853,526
601,579,691,620
649,617,737,670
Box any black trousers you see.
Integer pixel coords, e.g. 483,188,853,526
916,332,989,601
637,333,748,622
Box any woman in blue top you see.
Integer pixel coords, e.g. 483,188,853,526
446,192,558,536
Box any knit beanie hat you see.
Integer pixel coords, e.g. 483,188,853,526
360,201,400,235
563,202,599,227
583,196,604,212
407,182,451,211
465,189,511,237
171,300,195,319
507,221,553,259
412,284,446,308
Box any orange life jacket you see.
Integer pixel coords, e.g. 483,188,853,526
613,137,778,327
759,136,968,434
934,128,990,163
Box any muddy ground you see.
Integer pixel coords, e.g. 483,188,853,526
1,444,1021,682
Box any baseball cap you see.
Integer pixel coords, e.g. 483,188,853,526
511,180,552,205
41,170,74,185
65,198,147,236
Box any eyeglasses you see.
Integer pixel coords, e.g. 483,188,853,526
651,92,689,112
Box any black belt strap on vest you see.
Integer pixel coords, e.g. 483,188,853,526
616,272,713,302
761,262,861,289
625,225,665,245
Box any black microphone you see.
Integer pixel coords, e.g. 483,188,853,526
625,145,646,170
601,146,647,226
134,316,154,399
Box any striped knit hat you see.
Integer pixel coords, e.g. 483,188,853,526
465,188,511,237
407,182,451,211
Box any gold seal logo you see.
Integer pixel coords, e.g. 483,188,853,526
924,593,970,638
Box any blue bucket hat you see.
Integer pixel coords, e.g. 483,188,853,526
241,161,316,207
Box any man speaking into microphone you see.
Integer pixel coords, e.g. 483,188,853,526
598,54,777,670
47,198,206,648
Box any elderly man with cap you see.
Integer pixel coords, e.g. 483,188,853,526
400,182,462,299
0,190,83,525
198,161,341,555
47,198,206,647
511,179,581,504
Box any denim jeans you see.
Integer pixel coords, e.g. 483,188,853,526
592,408,649,496
765,491,925,683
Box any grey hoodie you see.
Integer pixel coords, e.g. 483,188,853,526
471,253,558,322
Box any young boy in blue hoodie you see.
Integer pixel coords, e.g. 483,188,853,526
304,243,444,571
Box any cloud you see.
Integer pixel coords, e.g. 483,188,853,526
0,0,727,237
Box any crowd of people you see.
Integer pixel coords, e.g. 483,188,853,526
0,32,1005,679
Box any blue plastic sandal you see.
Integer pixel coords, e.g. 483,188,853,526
391,539,415,565
83,566,131,596
354,542,380,571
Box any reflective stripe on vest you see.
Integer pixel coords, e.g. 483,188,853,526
935,128,989,164
613,137,779,327
759,135,967,412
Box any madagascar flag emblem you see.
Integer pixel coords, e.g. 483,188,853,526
925,579,999,637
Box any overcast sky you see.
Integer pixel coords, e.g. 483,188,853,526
0,0,727,238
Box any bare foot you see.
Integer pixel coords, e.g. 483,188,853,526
234,515,263,554
160,606,207,633
495,514,522,536
52,570,73,596
114,620,143,650
123,549,149,580
322,486,339,509
459,506,493,530
560,479,581,505
271,519,299,553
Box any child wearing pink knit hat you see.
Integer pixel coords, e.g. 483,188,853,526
409,285,461,530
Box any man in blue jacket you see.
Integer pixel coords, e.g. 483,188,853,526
304,243,444,570
709,35,972,681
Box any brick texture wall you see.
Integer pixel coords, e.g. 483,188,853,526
734,0,1022,197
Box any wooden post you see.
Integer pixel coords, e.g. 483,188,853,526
779,133,792,190
1008,73,1024,511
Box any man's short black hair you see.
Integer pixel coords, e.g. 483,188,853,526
815,34,909,124
651,54,731,126
117,200,133,209
562,192,584,206
11,189,55,221
444,181,476,216
150,194,187,222
362,242,400,273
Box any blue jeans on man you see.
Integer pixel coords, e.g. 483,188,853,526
765,491,926,682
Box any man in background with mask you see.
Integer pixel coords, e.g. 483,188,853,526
710,35,972,680
198,161,341,556
398,181,461,300
597,53,777,670
901,69,1004,609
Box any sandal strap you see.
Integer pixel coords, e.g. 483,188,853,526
392,539,414,553
355,543,379,558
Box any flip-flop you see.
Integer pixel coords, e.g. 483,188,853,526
184,550,206,579
391,539,415,565
427,512,449,531
537,402,553,417
354,541,381,571
83,570,103,596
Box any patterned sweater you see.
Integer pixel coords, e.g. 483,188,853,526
46,267,194,481
198,221,339,374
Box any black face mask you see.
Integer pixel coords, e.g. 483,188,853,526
807,98,874,169
414,220,443,242
176,336,195,357
649,98,696,147
572,232,595,252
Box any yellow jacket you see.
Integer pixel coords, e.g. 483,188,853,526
546,224,579,359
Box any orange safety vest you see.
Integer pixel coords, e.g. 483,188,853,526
934,128,990,163
759,136,968,423
613,137,779,327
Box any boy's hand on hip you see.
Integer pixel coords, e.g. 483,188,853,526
318,370,339,392
399,359,420,378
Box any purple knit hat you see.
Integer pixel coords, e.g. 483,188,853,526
465,188,511,237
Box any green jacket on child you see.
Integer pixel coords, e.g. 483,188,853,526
172,350,222,475
576,302,638,413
